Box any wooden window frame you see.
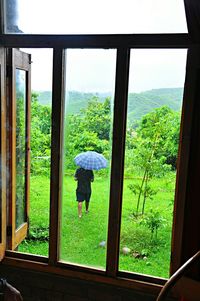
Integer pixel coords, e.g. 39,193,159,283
0,47,6,260
1,33,199,294
6,48,31,250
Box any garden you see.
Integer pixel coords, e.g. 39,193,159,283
18,92,181,279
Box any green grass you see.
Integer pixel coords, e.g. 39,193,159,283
18,172,176,278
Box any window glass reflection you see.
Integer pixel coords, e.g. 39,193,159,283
15,69,26,229
17,49,53,256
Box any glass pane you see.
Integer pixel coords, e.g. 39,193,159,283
17,49,53,256
15,69,26,228
60,49,116,269
5,0,187,34
119,49,187,278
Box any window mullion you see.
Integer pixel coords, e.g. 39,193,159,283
0,48,6,259
171,46,200,276
49,48,65,265
25,57,31,224
106,47,130,277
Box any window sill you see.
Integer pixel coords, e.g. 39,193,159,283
3,253,165,296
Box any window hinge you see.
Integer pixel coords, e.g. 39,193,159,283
6,225,12,236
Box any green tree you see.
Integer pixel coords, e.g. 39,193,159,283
137,106,180,169
31,93,51,175
128,106,180,215
64,97,112,170
82,97,111,140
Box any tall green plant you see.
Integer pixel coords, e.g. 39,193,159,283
128,106,178,215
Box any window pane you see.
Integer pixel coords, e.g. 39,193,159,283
119,49,187,278
16,69,26,229
17,49,53,255
5,0,187,34
60,49,116,269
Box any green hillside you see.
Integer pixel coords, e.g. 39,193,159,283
128,88,183,121
36,88,183,121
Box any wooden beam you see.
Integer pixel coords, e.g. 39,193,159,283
49,48,65,265
171,46,200,275
106,47,130,277
0,33,191,48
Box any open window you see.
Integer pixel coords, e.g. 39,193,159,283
6,48,31,250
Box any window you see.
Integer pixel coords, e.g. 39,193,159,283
5,0,187,34
119,49,187,278
60,49,116,269
6,48,31,251
1,0,200,295
17,48,53,256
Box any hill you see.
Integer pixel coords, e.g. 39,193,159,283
36,88,183,121
127,88,183,121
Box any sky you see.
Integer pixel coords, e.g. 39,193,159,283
18,0,188,93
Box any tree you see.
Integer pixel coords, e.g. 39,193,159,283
128,106,180,216
82,97,111,140
64,97,112,170
137,106,180,169
31,93,51,175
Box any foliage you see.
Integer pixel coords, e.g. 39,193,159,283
30,91,181,180
129,183,157,216
27,226,49,241
31,92,51,175
64,97,112,170
127,106,180,215
37,88,183,121
127,87,183,121
136,106,180,169
141,209,166,239
16,94,26,227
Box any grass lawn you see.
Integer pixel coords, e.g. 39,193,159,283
18,171,176,278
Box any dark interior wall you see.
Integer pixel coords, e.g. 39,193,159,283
0,265,174,301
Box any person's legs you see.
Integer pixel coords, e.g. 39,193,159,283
85,201,89,213
76,191,84,218
78,202,82,218
85,192,91,213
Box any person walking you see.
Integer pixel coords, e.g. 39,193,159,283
74,167,94,218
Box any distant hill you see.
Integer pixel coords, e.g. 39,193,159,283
36,91,52,106
127,88,183,121
36,88,184,121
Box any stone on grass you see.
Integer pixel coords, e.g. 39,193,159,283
122,247,131,255
99,241,106,248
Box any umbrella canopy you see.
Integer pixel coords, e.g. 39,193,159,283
74,151,107,170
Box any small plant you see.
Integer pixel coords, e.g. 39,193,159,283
27,226,49,241
129,183,157,216
142,209,165,240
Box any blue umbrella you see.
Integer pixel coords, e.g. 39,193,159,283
74,151,107,170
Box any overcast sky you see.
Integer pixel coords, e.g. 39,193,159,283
19,0,188,93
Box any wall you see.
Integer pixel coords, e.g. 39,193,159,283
0,265,174,301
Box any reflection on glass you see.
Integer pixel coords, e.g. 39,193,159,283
60,49,116,269
119,49,187,278
15,69,26,229
17,49,53,256
6,0,187,34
